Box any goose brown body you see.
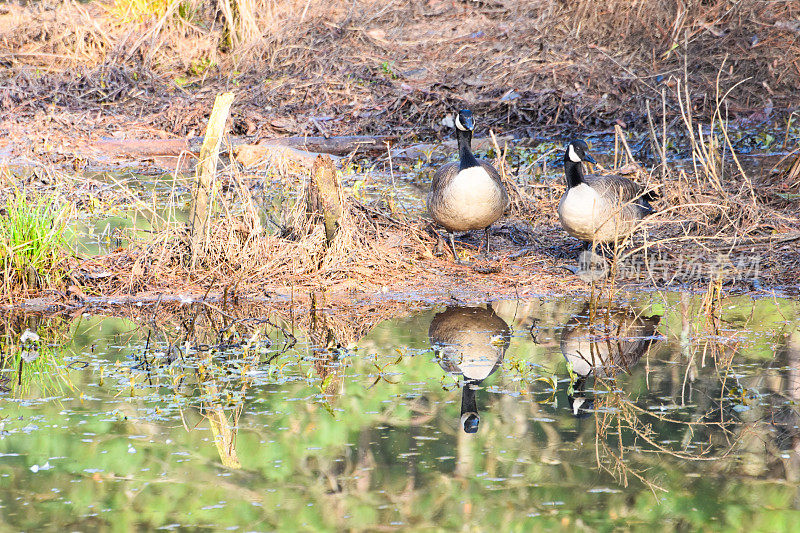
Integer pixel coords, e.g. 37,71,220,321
558,173,652,243
560,306,661,380
427,160,508,233
558,140,655,245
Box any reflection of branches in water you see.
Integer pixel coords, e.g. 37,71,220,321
170,346,256,469
100,298,417,435
591,374,746,495
124,302,299,372
676,290,752,429
118,296,411,370
590,289,800,491
572,298,743,491
122,297,408,419
201,379,245,469
307,306,346,401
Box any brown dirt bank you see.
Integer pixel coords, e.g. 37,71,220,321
2,124,799,307
1,0,798,150
4,205,799,314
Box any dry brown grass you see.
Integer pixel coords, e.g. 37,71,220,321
1,0,797,141
71,168,571,304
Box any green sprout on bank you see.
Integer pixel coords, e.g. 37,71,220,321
380,61,398,79
111,0,199,24
190,58,216,77
0,193,70,295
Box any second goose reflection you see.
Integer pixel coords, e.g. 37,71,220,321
560,305,662,417
428,305,511,433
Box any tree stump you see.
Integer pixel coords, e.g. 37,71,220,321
306,155,343,245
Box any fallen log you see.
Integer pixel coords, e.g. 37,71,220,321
92,138,196,158
391,135,516,160
91,134,395,159
263,135,396,156
85,133,525,169
233,144,339,169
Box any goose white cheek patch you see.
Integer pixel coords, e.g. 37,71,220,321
568,144,582,163
455,114,468,131
572,397,587,416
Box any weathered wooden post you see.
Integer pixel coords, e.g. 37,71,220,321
189,92,235,268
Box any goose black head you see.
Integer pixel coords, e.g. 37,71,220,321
461,411,480,433
455,109,475,132
567,395,595,419
565,139,596,164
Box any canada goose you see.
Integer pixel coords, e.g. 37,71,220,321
558,139,656,248
428,305,510,433
427,109,509,263
560,304,661,417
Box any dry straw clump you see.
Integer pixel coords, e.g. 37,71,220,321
76,158,440,299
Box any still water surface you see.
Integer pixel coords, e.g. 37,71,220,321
1,293,800,530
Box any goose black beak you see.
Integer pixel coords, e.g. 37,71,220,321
583,153,596,164
462,115,474,131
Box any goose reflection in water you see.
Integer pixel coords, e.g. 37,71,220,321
560,304,662,418
428,304,511,433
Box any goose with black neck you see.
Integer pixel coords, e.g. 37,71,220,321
428,304,510,433
558,139,656,252
427,109,509,264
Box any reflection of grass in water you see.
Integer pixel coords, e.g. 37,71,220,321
1,339,73,397
0,314,79,397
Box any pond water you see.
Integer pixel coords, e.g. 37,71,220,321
2,292,800,530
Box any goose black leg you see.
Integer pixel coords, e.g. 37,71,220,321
586,240,617,259
460,380,480,433
447,232,464,264
597,242,616,259
567,241,609,280
483,227,491,260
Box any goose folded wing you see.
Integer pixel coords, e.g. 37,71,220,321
478,161,510,210
478,160,503,185
586,174,655,213
430,162,459,191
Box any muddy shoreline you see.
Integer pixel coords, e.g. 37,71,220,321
3,272,796,316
